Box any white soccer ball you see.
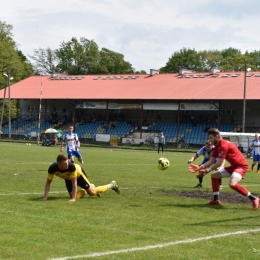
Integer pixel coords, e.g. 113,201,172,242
157,157,170,170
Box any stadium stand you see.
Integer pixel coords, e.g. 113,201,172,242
75,121,134,139
148,122,239,145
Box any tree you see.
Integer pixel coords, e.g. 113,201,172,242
135,70,147,74
245,50,260,71
160,48,198,73
191,50,223,72
55,37,100,75
0,20,33,122
221,47,242,58
29,48,58,75
98,48,134,74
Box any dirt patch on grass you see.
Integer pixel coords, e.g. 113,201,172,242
163,190,259,204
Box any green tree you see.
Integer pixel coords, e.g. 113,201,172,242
221,47,242,58
29,47,58,75
190,50,222,72
160,48,198,73
98,48,134,74
245,50,260,71
220,55,251,72
0,20,33,122
55,37,100,75
135,70,147,74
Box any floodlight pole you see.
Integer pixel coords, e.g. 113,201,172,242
242,62,250,133
3,71,12,138
0,81,7,133
37,77,43,145
8,72,11,138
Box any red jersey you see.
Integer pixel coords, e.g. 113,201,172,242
212,139,248,168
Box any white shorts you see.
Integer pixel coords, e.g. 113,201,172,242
218,167,242,181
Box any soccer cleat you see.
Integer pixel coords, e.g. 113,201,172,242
76,189,87,199
252,197,259,210
206,200,220,205
111,180,120,194
194,183,202,188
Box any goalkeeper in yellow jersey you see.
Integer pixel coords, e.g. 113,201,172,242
42,154,120,202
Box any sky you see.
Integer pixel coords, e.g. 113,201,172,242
1,0,260,73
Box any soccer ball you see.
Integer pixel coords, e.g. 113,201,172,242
157,157,170,170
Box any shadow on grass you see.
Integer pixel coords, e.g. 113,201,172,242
161,203,225,210
184,215,260,226
29,196,65,201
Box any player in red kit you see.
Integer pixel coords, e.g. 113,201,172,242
188,128,259,210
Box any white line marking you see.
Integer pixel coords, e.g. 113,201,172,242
0,191,66,196
1,184,260,196
48,228,260,260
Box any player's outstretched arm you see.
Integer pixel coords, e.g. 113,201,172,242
188,156,196,164
42,179,52,200
69,178,77,202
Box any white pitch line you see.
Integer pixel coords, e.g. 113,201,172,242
0,191,66,196
1,184,260,196
48,228,260,260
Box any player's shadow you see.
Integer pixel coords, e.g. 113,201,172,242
29,196,65,201
161,203,225,210
184,215,260,227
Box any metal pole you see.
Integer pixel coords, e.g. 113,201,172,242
242,62,247,133
37,77,43,145
8,71,11,138
0,83,7,132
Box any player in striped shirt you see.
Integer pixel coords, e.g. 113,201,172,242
60,125,83,164
251,133,260,172
188,140,223,188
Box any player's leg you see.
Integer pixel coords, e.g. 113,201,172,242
251,155,257,171
229,171,259,210
257,162,260,173
67,151,74,163
257,158,260,173
219,178,222,189
158,144,160,154
77,175,120,197
162,144,164,154
74,150,83,164
206,170,222,204
194,177,203,188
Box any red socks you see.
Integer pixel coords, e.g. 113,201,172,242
230,183,248,196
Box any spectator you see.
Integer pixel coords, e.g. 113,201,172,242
238,144,244,153
157,132,165,154
68,111,73,122
230,115,234,124
204,126,210,133
247,146,253,158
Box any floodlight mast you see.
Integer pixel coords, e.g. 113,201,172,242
37,77,43,145
242,63,251,133
0,80,7,133
3,71,13,138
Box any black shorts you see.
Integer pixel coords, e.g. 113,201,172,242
65,174,90,193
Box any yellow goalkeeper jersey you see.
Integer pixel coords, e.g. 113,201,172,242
47,162,83,180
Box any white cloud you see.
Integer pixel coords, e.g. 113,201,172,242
1,0,260,72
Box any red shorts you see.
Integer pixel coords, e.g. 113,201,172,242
224,165,248,178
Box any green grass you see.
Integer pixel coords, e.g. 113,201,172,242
0,143,260,260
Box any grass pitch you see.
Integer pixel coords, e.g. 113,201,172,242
0,143,260,260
